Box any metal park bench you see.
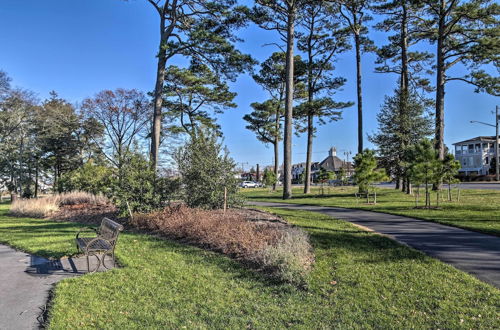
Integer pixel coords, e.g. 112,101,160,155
75,218,124,273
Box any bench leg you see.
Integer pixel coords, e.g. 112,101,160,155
101,250,116,270
86,253,102,273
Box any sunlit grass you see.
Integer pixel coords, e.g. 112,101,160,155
242,187,500,236
0,203,499,328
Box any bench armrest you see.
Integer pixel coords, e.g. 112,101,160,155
76,227,98,240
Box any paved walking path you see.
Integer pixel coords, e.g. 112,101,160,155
0,244,111,330
251,201,500,288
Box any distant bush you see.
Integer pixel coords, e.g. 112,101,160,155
58,161,114,196
131,206,314,286
59,154,181,215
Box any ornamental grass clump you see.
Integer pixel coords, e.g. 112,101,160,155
9,197,59,218
9,191,110,218
256,227,313,286
131,205,314,285
53,191,109,206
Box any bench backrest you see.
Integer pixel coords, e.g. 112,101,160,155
98,218,124,243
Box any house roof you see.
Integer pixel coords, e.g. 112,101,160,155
320,155,349,171
453,136,496,145
292,162,306,168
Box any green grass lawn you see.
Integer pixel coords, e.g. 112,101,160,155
0,203,499,328
242,186,500,237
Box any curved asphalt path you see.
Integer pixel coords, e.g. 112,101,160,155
251,201,500,289
0,245,111,330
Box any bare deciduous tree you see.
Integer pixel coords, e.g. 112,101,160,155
81,89,151,174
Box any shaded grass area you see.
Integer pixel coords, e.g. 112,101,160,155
0,203,499,328
242,187,500,237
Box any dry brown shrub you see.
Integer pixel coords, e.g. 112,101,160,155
132,205,314,285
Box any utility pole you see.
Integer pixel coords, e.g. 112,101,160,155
470,105,499,181
496,105,499,181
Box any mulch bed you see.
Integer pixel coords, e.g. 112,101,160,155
50,203,122,225
50,203,288,228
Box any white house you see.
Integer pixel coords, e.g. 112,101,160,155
453,136,498,175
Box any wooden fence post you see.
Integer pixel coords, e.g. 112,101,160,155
223,187,227,213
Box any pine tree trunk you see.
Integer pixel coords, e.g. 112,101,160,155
435,0,446,162
283,7,295,200
355,32,363,154
400,1,410,194
304,17,316,195
34,161,38,198
150,17,167,171
304,114,313,194
273,139,279,191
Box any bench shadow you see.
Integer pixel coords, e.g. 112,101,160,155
25,254,111,276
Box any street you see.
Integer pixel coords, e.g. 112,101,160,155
376,182,500,190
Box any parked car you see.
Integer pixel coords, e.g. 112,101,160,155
240,181,258,188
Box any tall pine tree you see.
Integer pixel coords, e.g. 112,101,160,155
369,88,433,189
373,0,433,191
418,0,499,162
296,0,353,194
252,0,305,199
331,0,374,154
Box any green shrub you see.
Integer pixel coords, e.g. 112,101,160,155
175,130,242,209
114,153,181,215
58,160,114,196
262,168,277,188
353,149,388,194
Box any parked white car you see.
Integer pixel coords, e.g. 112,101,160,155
240,181,258,188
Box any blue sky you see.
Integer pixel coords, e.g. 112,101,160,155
0,0,498,170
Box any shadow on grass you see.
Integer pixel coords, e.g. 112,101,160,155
119,233,295,290
308,230,428,264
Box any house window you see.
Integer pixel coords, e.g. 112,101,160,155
485,157,489,165
468,144,474,153
475,143,481,153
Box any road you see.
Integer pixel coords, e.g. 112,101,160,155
375,182,500,190
290,182,500,190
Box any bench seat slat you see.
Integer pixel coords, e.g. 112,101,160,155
76,237,112,251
